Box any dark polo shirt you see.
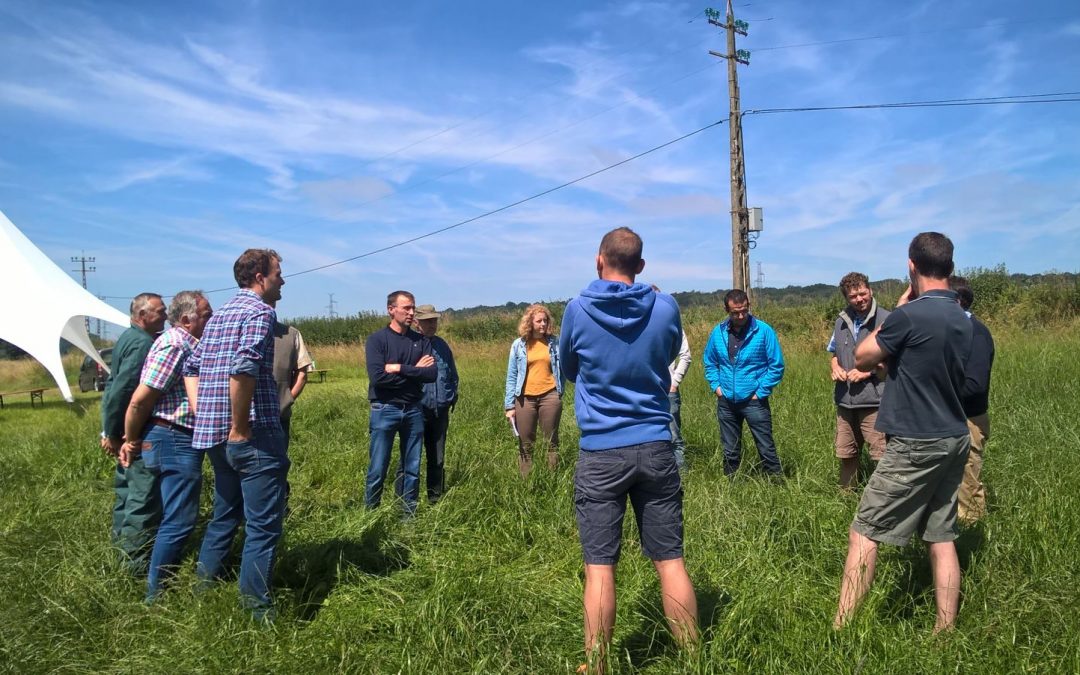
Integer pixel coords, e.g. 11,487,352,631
874,289,971,438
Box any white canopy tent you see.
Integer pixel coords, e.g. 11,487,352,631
1,209,131,402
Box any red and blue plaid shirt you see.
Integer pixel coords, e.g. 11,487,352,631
185,289,281,449
140,325,198,429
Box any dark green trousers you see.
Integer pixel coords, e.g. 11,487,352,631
111,456,162,574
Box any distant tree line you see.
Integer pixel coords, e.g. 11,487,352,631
5,268,1075,358
282,267,1077,347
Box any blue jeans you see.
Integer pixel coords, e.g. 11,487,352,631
396,406,448,503
668,390,687,470
716,396,782,476
366,402,423,513
197,427,289,618
142,425,204,600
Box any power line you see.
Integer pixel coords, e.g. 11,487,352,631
276,94,1077,287
97,92,1080,300
259,34,725,238
272,14,1071,224
262,59,722,238
745,93,1080,115
221,118,725,290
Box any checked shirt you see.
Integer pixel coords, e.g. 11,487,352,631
184,288,281,449
140,325,199,429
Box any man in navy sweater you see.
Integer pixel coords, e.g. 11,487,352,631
560,227,698,670
364,290,436,516
949,276,994,524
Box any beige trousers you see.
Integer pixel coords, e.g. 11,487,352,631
958,413,990,524
514,388,562,476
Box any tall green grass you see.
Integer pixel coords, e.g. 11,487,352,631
0,323,1078,673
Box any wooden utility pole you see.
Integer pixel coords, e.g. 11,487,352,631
708,1,751,294
71,252,96,333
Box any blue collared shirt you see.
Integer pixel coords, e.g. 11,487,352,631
184,288,281,448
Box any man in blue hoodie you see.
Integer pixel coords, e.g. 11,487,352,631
702,289,785,477
560,227,698,670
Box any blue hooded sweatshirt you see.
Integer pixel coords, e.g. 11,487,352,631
559,280,682,451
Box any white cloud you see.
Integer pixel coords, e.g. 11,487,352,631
0,83,76,112
90,156,213,192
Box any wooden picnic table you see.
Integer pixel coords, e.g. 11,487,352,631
0,388,45,408
311,369,331,383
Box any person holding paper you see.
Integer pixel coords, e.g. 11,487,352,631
504,304,564,476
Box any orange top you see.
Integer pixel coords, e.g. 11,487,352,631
523,338,556,396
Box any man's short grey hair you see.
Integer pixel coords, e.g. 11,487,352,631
168,290,206,325
130,293,163,320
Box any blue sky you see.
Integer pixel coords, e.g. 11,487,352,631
1,0,1078,325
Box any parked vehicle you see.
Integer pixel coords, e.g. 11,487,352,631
78,348,113,392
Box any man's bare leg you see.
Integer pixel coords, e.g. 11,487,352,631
653,557,699,645
834,528,879,628
928,541,961,633
583,564,617,671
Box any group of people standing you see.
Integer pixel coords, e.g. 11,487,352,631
495,229,993,668
101,250,294,621
96,228,992,668
502,283,788,485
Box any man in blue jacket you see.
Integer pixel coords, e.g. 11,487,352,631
702,289,785,477
560,227,698,671
412,304,458,504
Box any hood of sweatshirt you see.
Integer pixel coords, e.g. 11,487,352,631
578,279,656,336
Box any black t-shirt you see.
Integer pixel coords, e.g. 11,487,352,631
874,289,972,438
960,316,994,418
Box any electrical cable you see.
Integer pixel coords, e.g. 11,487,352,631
198,118,727,291
259,59,723,239
95,92,1080,299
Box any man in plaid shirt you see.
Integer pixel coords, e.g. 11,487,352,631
183,249,287,623
121,291,213,601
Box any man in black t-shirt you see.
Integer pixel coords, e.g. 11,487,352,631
834,232,972,634
949,276,995,524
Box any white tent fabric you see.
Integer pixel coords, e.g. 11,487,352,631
1,209,131,402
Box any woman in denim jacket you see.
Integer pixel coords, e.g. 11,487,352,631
504,304,564,476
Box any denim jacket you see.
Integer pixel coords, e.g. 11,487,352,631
504,337,563,409
421,336,459,411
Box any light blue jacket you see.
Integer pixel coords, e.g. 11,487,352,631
504,337,563,409
703,316,785,403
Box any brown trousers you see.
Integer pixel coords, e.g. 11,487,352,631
958,414,990,524
515,388,562,476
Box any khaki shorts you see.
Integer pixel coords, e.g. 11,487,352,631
852,434,970,546
835,407,886,460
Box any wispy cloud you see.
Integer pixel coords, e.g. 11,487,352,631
90,155,213,192
0,82,76,112
1,0,1076,315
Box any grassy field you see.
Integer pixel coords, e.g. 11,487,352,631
1,314,1078,673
